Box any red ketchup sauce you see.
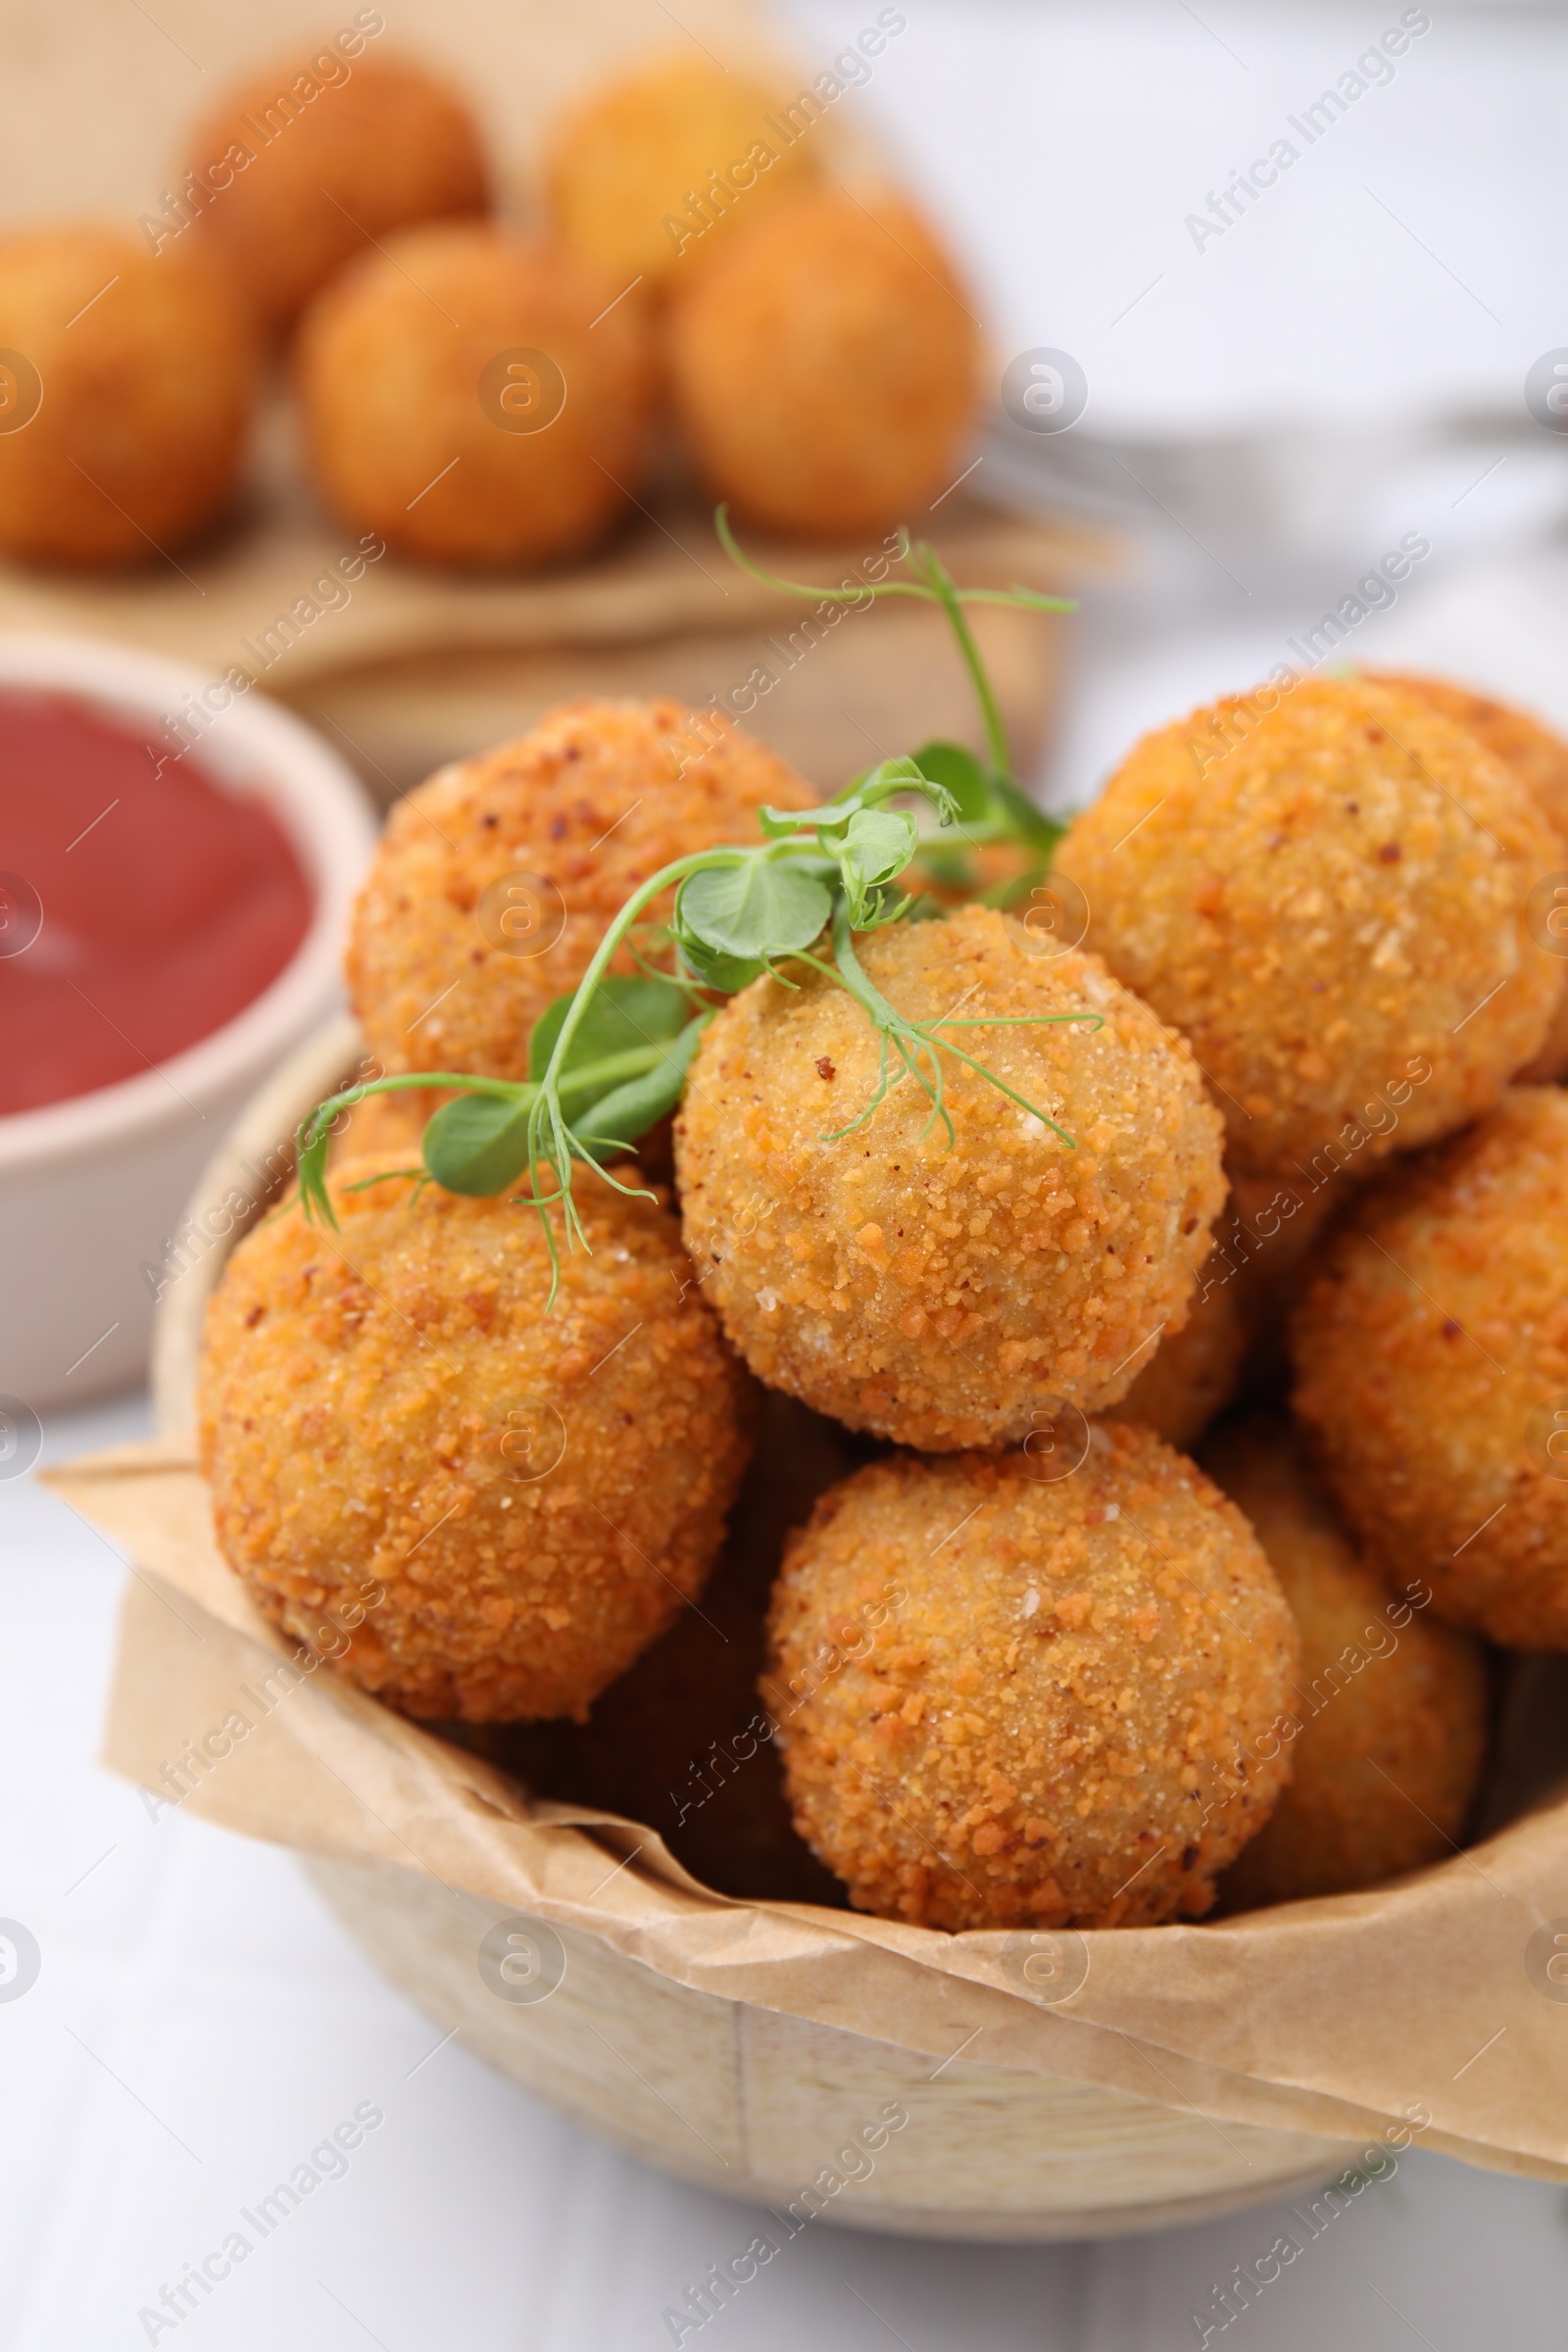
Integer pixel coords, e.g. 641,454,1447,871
0,687,313,1116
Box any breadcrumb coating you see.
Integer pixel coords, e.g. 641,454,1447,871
0,227,256,567
542,55,820,291
665,184,982,540
199,1153,753,1721
326,1084,425,1167
487,1393,851,1905
296,225,655,568
1369,669,1568,836
1054,676,1564,1176
674,906,1226,1448
1291,1087,1568,1648
1370,669,1568,1083
186,51,490,336
1205,1418,1489,1909
763,1429,1299,1931
1104,1251,1249,1450
1225,1164,1340,1326
347,698,814,1082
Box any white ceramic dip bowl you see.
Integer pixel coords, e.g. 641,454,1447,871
0,632,374,1417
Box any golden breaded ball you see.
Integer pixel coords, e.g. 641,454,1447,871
543,54,819,293
1369,669,1568,836
497,1393,852,1904
674,906,1226,1449
1054,676,1564,1178
1370,669,1568,1083
664,184,983,539
1291,1087,1568,1648
184,47,490,336
326,1083,425,1167
0,226,255,567
347,698,815,1081
764,1431,1300,1930
1205,1418,1489,1908
295,224,655,568
199,1153,753,1722
1225,1164,1340,1321
1104,1251,1248,1450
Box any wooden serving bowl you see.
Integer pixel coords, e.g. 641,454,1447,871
152,1017,1357,2240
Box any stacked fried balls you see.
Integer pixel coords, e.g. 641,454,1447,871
200,680,1565,1925
0,49,982,572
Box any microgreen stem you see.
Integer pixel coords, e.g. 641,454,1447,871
537,854,728,1092
296,513,1092,1283
910,540,1012,779
822,899,1078,1149
714,506,1073,618
297,1042,678,1230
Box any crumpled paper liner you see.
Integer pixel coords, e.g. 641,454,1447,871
56,1439,1568,2185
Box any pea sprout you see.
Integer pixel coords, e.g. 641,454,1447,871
297,511,1089,1301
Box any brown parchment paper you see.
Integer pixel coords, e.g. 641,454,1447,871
0,485,1098,804
51,1439,1568,2186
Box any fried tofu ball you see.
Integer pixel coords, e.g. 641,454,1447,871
675,906,1226,1449
185,49,490,337
665,184,983,539
295,224,655,568
543,54,819,293
1054,676,1564,1177
199,1153,753,1723
1291,1087,1568,1648
1104,1252,1248,1449
0,227,255,567
1204,1418,1489,1908
347,698,814,1081
764,1430,1300,1930
1370,669,1568,1083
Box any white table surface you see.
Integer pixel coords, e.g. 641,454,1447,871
779,0,1568,438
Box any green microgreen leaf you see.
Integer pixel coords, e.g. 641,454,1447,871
816,756,956,833
295,517,1090,1287
294,1070,518,1229
424,1089,535,1196
906,740,1062,855
576,1013,710,1149
989,771,1067,856
757,801,822,840
907,739,993,826
838,808,918,922
676,935,764,993
674,858,831,962
297,1124,333,1225
527,974,689,1084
